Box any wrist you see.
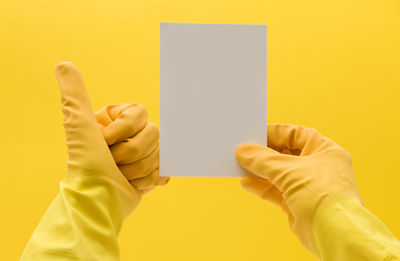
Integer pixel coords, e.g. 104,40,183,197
61,174,141,227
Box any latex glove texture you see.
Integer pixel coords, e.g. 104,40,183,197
236,124,400,261
20,62,166,261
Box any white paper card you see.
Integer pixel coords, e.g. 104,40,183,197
160,23,267,177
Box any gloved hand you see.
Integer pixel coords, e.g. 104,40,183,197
236,124,400,261
20,62,167,261
96,103,169,193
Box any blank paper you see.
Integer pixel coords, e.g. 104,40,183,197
160,23,267,177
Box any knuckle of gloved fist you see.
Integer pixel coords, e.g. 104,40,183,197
126,103,148,117
325,146,352,162
146,123,160,138
147,122,159,131
135,103,147,114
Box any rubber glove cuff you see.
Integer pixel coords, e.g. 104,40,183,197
312,199,400,261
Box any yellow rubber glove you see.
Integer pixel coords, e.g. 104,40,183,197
236,124,400,261
20,62,167,261
96,103,169,193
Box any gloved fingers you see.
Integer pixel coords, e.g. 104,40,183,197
110,122,159,164
96,103,148,145
96,104,130,126
129,169,170,192
267,124,332,156
119,147,159,180
241,176,283,207
236,143,298,191
141,177,170,194
54,62,108,163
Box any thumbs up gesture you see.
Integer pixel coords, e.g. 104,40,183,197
55,61,168,200
20,61,169,261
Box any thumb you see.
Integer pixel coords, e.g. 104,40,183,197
236,143,298,192
55,62,108,169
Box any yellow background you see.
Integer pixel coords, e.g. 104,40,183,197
1,0,400,260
